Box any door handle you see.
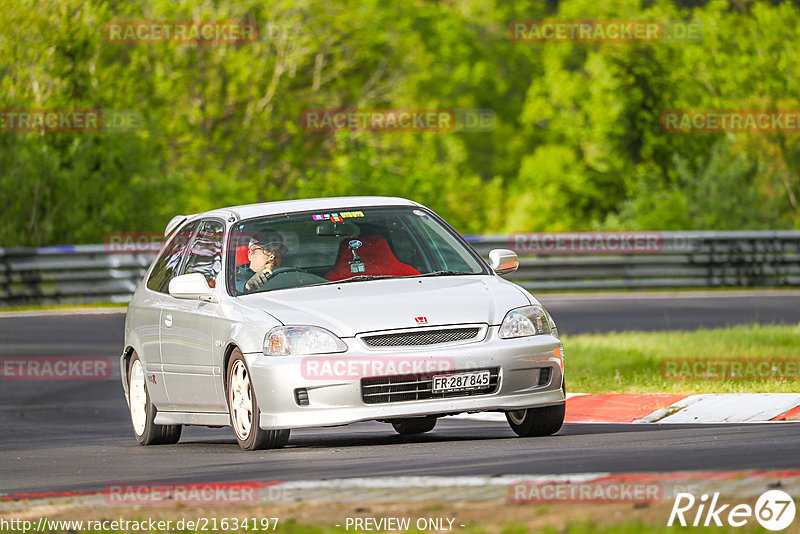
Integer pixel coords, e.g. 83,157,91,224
164,313,173,327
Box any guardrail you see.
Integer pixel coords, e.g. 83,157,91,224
468,231,800,291
0,244,153,306
1,231,799,306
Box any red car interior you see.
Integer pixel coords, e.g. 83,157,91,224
324,235,420,281
235,245,250,266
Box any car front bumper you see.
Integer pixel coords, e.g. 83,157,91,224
246,328,565,430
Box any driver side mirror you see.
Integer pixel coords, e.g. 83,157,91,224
169,273,217,302
488,249,519,276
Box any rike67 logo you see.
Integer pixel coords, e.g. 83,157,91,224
668,490,796,531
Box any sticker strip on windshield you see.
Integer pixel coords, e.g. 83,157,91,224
311,211,364,221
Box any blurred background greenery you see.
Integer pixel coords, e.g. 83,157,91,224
1,0,799,246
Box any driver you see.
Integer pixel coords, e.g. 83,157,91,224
235,229,288,292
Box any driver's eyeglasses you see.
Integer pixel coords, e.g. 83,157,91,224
252,245,284,254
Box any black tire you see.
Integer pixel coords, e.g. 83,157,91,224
226,349,290,450
506,377,566,437
391,416,437,435
127,352,182,445
160,423,182,445
506,403,565,437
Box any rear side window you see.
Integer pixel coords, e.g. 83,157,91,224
146,220,200,293
183,220,225,285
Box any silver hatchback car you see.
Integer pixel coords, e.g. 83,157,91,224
121,196,566,450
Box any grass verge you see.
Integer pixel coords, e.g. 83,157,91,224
564,323,800,394
0,302,127,313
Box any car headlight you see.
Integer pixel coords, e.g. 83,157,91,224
498,305,552,338
264,326,348,356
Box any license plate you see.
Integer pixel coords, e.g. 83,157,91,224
431,370,491,393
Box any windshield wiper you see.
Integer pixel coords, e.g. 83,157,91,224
324,275,398,285
415,270,473,277
323,272,471,285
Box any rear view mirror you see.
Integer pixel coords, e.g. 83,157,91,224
315,221,360,237
488,249,519,276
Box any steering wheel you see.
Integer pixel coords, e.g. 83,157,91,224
268,267,307,277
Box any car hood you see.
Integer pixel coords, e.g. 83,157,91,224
238,275,532,337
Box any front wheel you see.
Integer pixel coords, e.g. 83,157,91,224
227,349,290,450
506,403,565,437
128,352,181,445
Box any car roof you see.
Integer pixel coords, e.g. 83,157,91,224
168,196,422,234
206,196,418,220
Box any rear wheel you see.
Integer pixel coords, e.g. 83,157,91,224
227,349,290,450
391,416,437,435
128,352,181,445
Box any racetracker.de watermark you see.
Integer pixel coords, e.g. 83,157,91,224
105,231,168,254
509,232,702,255
300,108,496,132
104,21,258,44
104,229,285,255
509,19,702,43
0,109,142,132
103,482,287,506
0,357,113,381
661,110,800,133
663,359,800,381
509,480,664,503
301,356,456,380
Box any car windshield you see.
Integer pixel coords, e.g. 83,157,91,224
227,206,486,295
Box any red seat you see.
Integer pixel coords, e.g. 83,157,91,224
324,235,420,281
235,246,250,266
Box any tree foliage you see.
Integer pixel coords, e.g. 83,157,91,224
0,0,798,245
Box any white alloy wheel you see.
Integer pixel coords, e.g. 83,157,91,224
226,349,290,451
229,359,253,440
127,352,181,445
129,358,147,436
507,410,527,426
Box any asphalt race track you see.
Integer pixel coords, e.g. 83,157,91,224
538,290,800,335
1,292,799,495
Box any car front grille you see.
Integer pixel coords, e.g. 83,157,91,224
361,367,500,404
361,327,481,347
